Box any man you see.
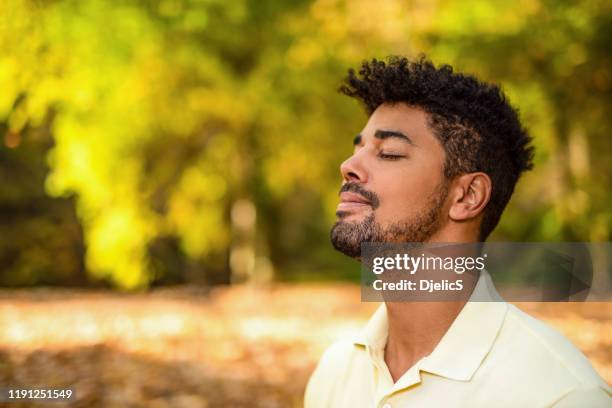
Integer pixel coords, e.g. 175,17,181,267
305,56,610,407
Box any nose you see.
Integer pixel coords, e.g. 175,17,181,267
340,151,368,183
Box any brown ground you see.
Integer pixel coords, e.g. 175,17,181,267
0,285,610,407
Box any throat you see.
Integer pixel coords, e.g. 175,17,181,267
383,301,465,383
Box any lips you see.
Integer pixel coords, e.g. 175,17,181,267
339,192,371,205
337,191,372,213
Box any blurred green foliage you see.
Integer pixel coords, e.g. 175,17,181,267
0,0,610,289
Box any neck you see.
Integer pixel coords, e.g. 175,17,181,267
383,262,480,383
380,231,483,382
384,300,465,382
385,302,465,382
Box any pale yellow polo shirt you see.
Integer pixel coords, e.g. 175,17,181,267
305,271,611,407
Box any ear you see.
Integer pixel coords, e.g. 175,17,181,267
448,173,492,222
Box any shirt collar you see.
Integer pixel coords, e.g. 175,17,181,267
353,269,508,381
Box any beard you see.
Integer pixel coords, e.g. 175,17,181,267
330,182,448,258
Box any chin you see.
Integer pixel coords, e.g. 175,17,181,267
336,211,370,221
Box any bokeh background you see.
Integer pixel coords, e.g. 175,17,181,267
0,0,610,406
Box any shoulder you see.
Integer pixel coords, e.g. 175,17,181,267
469,303,611,406
504,304,607,386
306,336,361,387
491,304,611,402
552,385,612,407
304,337,365,408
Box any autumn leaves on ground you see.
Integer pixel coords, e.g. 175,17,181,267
0,286,610,408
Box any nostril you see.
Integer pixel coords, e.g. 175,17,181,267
347,171,360,181
340,155,366,183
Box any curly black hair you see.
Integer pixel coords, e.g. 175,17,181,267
340,55,534,240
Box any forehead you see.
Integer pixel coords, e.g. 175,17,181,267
362,103,438,147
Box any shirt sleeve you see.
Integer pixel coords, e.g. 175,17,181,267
304,342,346,408
304,351,333,408
304,363,323,408
552,385,612,408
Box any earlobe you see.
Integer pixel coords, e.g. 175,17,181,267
448,173,492,221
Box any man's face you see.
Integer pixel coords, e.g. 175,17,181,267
330,103,449,257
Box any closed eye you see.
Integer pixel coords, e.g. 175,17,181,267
378,152,405,160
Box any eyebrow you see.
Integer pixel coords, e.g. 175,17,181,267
374,129,415,145
353,130,415,146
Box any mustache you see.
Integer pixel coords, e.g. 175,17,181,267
339,182,380,209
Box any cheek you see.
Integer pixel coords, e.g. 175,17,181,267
379,184,427,215
375,163,443,214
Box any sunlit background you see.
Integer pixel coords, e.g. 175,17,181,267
0,0,610,406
